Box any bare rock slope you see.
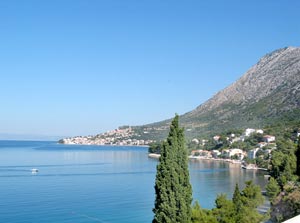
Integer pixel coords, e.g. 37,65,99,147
137,47,300,139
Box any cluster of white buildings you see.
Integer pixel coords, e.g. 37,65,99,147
60,127,154,146
191,148,244,160
190,128,276,161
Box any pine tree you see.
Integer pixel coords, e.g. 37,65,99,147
266,177,280,202
153,115,192,223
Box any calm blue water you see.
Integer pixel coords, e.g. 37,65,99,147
0,141,267,223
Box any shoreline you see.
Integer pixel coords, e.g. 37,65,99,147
148,153,268,171
148,153,242,164
59,142,149,148
188,155,242,164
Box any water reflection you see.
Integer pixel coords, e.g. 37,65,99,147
189,159,267,209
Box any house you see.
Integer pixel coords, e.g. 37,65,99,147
248,148,260,159
263,135,276,143
245,128,256,136
256,129,264,134
191,150,212,158
223,149,244,160
191,138,200,144
213,135,221,141
211,150,221,158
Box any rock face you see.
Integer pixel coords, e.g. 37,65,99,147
138,46,300,139
193,47,300,114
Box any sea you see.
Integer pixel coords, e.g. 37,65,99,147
0,140,267,223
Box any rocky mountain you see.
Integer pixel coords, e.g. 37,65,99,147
133,46,300,140
60,47,300,144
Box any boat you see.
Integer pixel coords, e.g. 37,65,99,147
31,168,39,174
241,164,257,170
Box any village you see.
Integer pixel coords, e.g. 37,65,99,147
60,127,155,146
188,128,278,169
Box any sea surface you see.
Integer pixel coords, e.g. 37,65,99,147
0,141,267,223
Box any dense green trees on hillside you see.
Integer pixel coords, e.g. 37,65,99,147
267,136,300,222
269,138,297,187
153,115,192,223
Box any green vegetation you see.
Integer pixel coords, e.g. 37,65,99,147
191,181,265,223
153,115,192,223
148,142,163,154
132,99,300,142
266,177,280,202
269,138,297,187
151,113,300,222
266,135,300,222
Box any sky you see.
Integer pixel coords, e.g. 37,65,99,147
0,0,299,139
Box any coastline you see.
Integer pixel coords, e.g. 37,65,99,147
149,153,268,171
188,155,242,164
148,153,242,164
59,142,149,148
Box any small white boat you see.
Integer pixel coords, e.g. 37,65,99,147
31,168,39,174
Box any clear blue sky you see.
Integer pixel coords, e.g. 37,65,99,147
0,0,299,138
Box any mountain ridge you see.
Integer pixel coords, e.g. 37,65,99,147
133,46,300,140
60,46,300,144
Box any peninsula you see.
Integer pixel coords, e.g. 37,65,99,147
59,126,154,146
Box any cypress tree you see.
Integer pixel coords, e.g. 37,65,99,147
232,183,242,212
153,115,192,223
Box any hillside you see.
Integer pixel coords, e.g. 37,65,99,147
60,47,300,145
132,46,300,140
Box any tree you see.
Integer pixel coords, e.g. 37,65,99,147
153,115,192,223
270,142,297,187
149,142,163,154
266,177,280,202
232,183,242,212
241,181,264,209
191,201,217,223
213,194,236,223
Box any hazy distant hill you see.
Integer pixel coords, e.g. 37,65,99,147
133,47,300,140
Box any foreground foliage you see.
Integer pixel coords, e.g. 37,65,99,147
267,136,300,222
191,181,265,223
153,115,192,223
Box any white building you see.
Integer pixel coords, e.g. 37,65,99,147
223,149,244,160
213,135,221,141
256,129,264,134
212,150,221,158
191,138,200,144
248,148,260,159
245,128,256,136
263,135,276,143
